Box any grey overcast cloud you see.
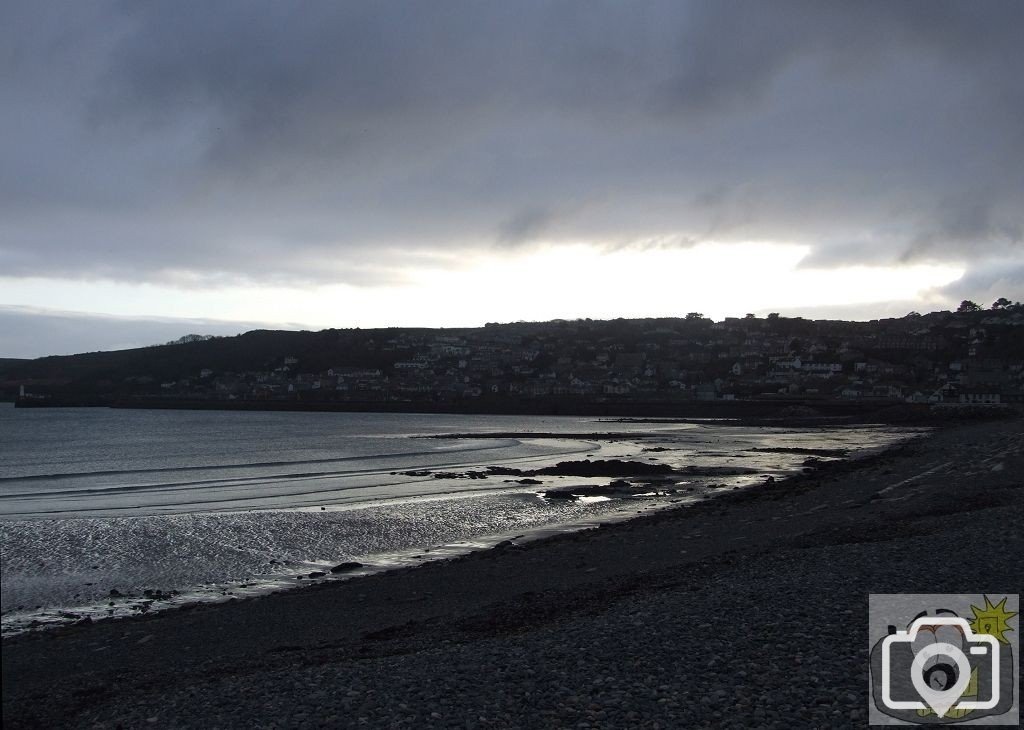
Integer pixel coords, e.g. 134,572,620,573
2,1,1022,357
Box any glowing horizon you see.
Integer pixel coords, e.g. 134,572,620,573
1,241,965,335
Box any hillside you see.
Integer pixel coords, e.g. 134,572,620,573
4,309,1023,410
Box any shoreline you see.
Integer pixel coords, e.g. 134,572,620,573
3,417,1022,728
0,422,902,637
12,399,1017,441
14,394,1016,426
0,490,698,639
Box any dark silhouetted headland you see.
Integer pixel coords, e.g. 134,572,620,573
5,308,1022,422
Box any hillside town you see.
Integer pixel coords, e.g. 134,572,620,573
40,300,1016,410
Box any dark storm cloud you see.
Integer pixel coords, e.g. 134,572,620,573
935,259,1024,308
1,1,1021,293
498,207,559,246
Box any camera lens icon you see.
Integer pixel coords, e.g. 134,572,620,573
881,616,1001,718
909,641,972,717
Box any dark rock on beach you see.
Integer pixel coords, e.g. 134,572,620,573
329,562,364,574
677,464,760,476
748,446,849,457
540,478,675,500
533,459,675,477
487,459,682,479
405,459,712,481
493,460,760,480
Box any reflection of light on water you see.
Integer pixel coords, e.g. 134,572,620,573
0,415,918,637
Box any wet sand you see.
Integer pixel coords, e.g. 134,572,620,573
3,417,1022,728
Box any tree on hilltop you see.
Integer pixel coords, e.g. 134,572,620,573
956,300,981,313
166,334,216,346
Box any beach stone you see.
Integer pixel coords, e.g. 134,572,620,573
330,562,363,574
8,419,1023,730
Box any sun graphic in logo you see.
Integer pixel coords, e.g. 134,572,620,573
969,595,1018,645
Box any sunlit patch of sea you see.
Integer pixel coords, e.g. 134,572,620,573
0,405,917,634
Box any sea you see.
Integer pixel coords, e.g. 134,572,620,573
0,404,913,635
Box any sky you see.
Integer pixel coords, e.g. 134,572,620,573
2,1,1022,358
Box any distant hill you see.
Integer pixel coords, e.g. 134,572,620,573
0,326,469,397
0,358,29,373
3,309,1023,409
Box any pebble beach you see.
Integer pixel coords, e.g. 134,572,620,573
3,416,1022,729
